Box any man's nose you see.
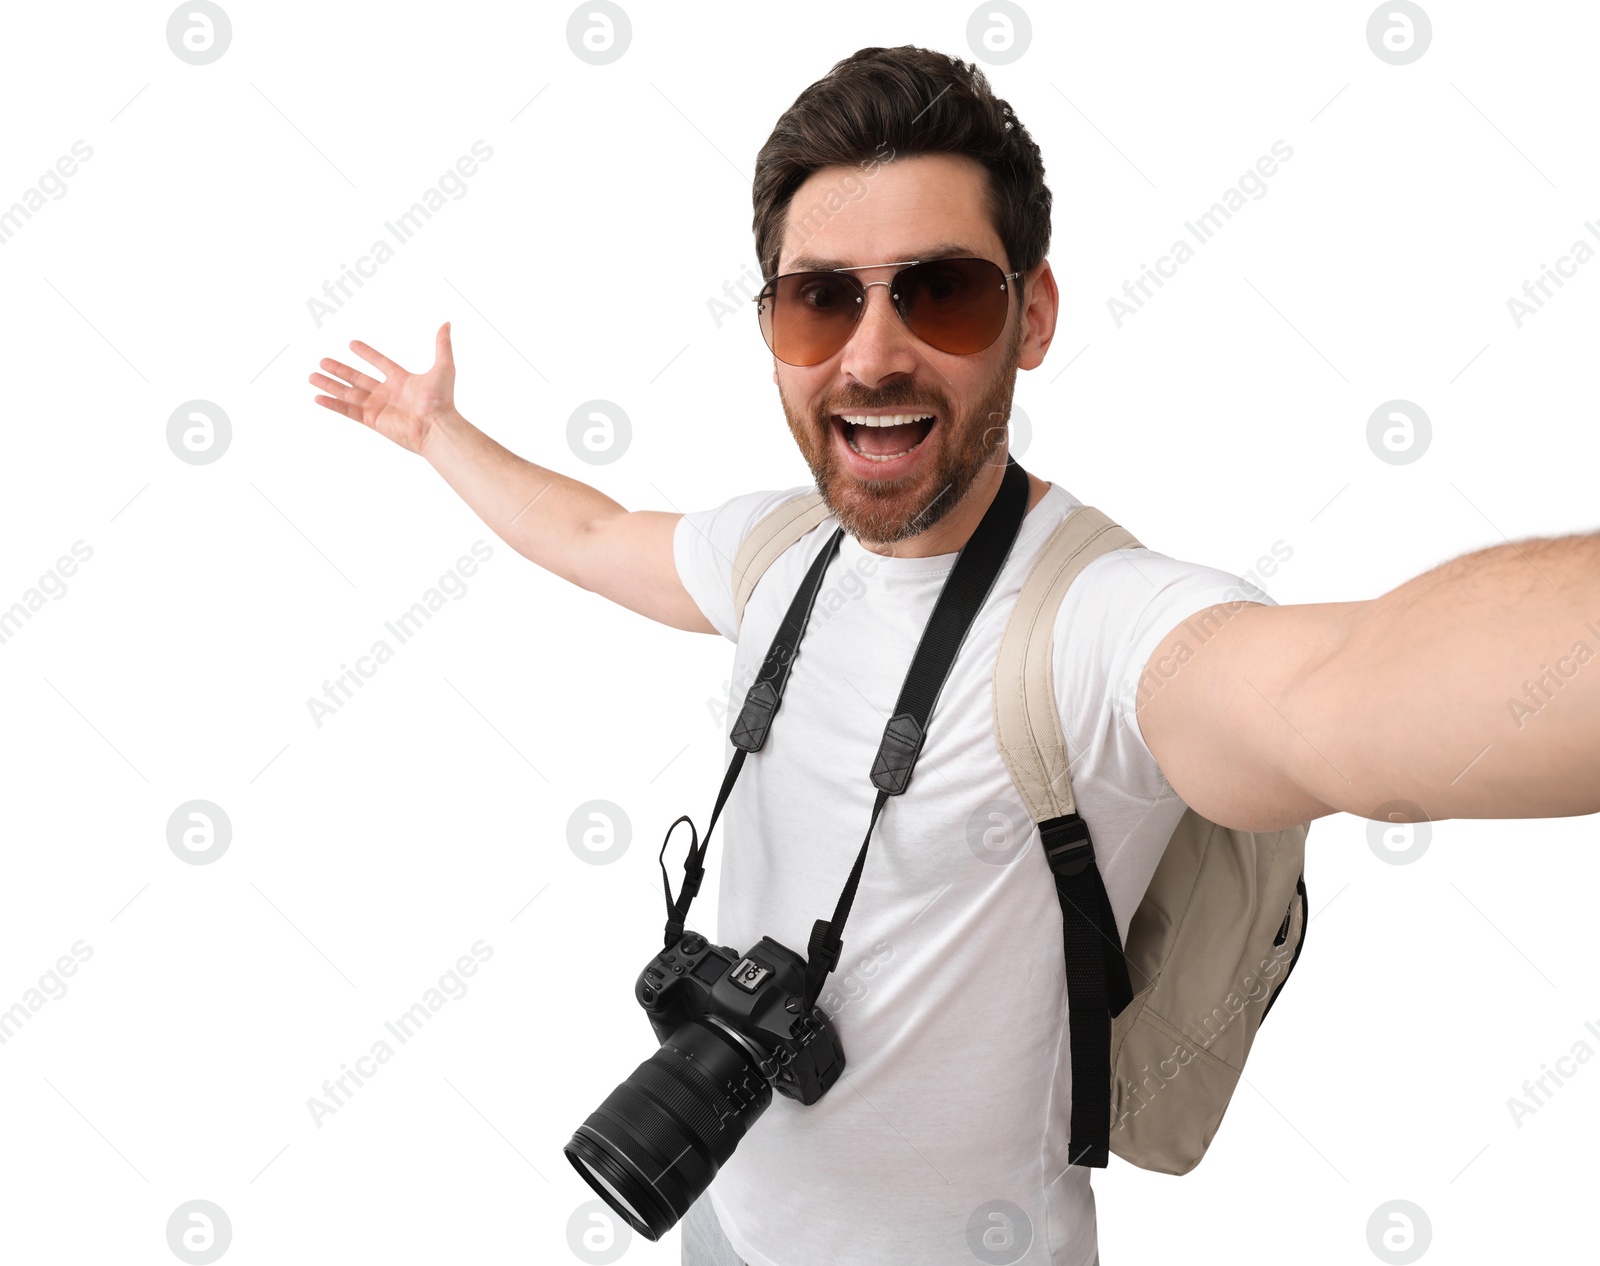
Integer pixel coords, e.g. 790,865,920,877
837,280,919,383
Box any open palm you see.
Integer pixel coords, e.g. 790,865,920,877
310,322,456,455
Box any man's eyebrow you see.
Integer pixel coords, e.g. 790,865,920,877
779,242,981,274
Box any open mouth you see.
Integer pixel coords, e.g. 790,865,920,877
831,412,938,463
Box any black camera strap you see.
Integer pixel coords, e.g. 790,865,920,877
659,522,846,947
661,458,1032,1012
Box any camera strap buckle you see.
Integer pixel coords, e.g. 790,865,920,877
806,918,843,975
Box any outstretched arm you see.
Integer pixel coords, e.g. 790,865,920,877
1136,531,1600,831
310,323,715,634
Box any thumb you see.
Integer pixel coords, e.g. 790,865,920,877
434,321,454,368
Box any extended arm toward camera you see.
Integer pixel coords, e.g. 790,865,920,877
1137,533,1600,831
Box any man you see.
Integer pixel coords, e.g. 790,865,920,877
309,45,1599,1266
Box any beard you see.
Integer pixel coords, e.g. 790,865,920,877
777,315,1025,547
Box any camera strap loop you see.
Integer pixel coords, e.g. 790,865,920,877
660,748,744,948
658,813,700,945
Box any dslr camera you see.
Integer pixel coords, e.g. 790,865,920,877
563,931,845,1240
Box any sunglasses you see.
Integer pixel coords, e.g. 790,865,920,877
755,256,1022,367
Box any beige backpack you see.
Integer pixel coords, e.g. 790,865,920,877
730,492,1310,1174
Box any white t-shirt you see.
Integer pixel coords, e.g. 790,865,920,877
672,480,1275,1266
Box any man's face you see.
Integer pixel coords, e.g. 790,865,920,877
770,152,1043,546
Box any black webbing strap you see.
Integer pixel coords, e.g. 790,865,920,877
660,524,845,948
1040,811,1134,1168
729,525,845,755
800,457,1032,1009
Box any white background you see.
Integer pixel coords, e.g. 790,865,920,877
1,1,1596,1263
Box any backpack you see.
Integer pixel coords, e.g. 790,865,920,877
728,489,1311,1175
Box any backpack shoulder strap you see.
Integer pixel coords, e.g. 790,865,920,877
731,492,831,636
991,502,1144,1169
995,503,1313,1176
993,504,1143,820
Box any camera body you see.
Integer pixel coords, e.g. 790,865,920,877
565,918,847,1239
637,932,845,1106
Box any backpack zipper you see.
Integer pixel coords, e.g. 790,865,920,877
1262,874,1307,1021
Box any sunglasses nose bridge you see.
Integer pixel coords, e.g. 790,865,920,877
841,276,917,360
855,276,911,326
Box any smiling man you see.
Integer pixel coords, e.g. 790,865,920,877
310,45,1600,1266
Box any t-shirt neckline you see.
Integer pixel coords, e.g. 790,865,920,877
834,481,1064,579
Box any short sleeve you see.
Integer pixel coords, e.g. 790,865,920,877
1053,542,1279,799
672,486,816,642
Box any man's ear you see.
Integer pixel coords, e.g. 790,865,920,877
1017,258,1059,372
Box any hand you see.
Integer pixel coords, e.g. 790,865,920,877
310,322,457,456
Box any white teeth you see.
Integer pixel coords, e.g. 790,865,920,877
846,432,921,460
840,413,935,427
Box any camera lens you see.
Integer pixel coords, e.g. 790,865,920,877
564,1016,774,1240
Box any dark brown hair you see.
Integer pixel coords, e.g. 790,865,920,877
752,45,1051,291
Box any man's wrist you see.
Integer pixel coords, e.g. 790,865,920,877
420,407,471,464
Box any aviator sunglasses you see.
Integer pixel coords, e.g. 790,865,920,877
755,256,1022,367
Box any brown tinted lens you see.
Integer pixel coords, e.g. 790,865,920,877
760,271,864,366
898,258,1011,354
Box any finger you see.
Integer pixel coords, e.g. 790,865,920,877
349,339,404,378
313,394,367,425
309,371,372,404
318,357,381,392
433,321,453,368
